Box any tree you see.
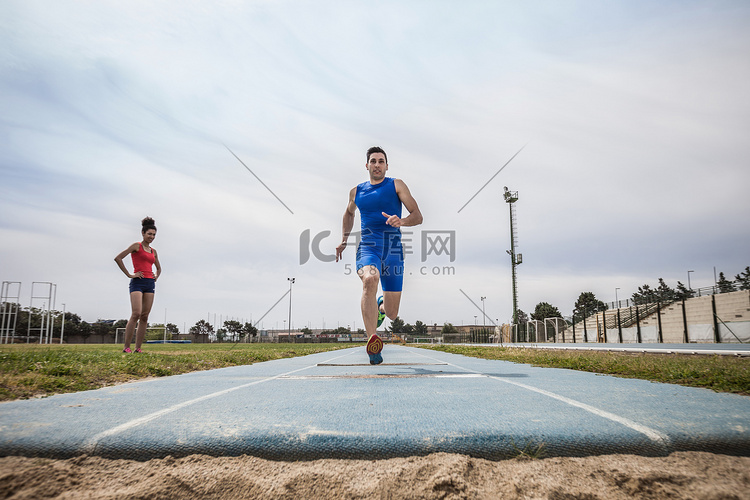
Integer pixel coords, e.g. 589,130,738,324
12,307,35,339
301,327,314,335
58,312,88,341
401,323,414,334
190,320,214,335
77,322,93,343
632,279,679,305
413,320,428,335
223,320,243,341
531,303,563,342
166,323,180,336
717,272,735,294
573,293,606,323
675,281,694,301
189,320,214,341
243,322,258,341
655,278,676,303
65,312,82,325
514,309,530,341
146,323,171,341
92,320,114,342
389,316,405,333
216,328,227,342
734,266,750,291
531,302,561,321
515,309,529,325
631,284,658,305
441,322,459,333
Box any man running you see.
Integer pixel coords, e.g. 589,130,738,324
335,146,423,364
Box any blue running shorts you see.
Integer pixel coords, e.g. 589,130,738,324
356,236,404,292
129,277,155,294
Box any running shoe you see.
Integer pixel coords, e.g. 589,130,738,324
134,348,143,353
376,296,385,327
366,333,383,356
123,347,132,353
369,352,383,365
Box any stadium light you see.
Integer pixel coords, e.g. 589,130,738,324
288,278,295,343
481,297,486,329
504,187,520,326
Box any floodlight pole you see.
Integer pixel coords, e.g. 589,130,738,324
481,297,486,329
503,187,520,327
287,278,295,343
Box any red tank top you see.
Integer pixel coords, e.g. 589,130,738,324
131,243,155,279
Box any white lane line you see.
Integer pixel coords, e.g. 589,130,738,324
485,376,670,444
411,348,671,447
82,351,353,454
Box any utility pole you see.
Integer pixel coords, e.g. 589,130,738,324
504,187,521,326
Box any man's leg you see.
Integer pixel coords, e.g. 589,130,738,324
358,265,380,338
360,265,384,364
382,291,402,320
381,250,404,320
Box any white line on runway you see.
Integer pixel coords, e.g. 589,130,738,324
82,351,353,454
412,349,671,448
280,373,483,380
486,377,670,444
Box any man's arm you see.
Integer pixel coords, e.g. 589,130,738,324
336,187,357,262
382,179,423,228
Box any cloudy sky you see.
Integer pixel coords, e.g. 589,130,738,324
1,1,748,332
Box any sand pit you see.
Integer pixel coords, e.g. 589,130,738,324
2,451,749,499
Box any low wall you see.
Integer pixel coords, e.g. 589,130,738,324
571,290,749,343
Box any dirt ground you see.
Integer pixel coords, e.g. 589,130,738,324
1,451,749,499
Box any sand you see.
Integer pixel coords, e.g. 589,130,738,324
2,451,749,499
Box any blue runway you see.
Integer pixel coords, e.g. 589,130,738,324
1,345,748,460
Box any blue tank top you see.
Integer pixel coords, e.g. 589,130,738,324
355,177,402,243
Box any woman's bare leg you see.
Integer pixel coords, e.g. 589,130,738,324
124,292,143,349
135,292,155,350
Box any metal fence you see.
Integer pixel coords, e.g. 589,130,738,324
545,289,749,344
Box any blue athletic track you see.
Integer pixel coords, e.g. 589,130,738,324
1,345,748,461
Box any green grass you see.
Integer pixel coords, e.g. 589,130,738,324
0,343,352,401
417,345,750,395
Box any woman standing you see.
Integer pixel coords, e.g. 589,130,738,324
114,217,162,353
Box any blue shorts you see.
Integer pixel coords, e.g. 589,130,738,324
356,235,404,292
129,278,155,294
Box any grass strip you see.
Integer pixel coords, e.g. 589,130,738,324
0,343,352,401
417,345,750,395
